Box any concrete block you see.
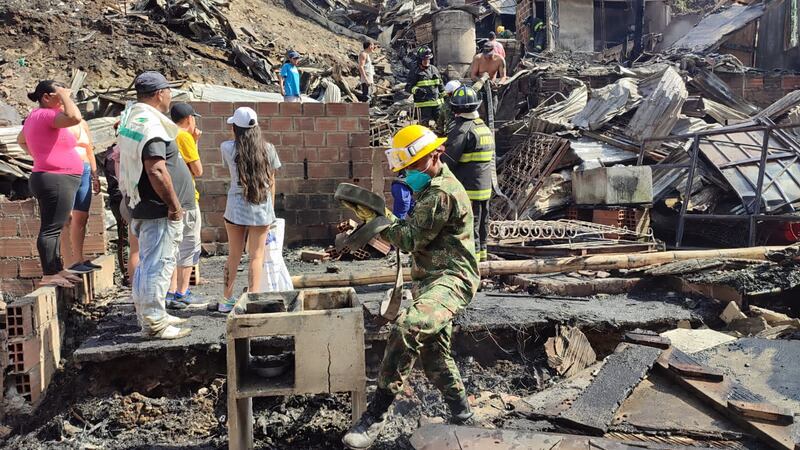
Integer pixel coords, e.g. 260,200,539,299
89,254,116,296
720,301,747,325
300,251,328,262
573,166,653,206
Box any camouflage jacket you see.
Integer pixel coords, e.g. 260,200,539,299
381,164,480,310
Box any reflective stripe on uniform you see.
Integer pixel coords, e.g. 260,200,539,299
416,79,441,87
459,151,494,163
415,98,444,108
465,188,492,201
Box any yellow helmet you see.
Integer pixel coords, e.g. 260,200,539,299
385,125,447,172
496,25,505,34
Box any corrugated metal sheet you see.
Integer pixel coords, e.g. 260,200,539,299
488,0,515,15
699,129,800,213
571,78,641,131
625,67,688,148
670,2,766,54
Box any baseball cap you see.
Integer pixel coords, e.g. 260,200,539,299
482,41,495,54
226,106,258,129
170,102,201,123
134,71,172,94
287,50,301,60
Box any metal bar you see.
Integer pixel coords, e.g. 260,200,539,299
748,129,771,245
642,122,800,143
636,141,646,165
676,136,701,248
651,164,692,170
683,214,800,221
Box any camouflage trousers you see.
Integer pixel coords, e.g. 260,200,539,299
377,283,467,402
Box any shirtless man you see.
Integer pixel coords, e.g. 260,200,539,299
470,42,507,83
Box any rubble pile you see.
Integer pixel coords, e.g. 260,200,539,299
487,53,800,248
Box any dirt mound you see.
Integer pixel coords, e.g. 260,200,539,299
0,0,360,117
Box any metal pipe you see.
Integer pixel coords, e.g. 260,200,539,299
675,135,700,248
748,129,773,245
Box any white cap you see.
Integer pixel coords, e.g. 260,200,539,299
444,80,462,94
226,106,258,128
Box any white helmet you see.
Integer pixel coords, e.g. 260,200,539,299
444,80,462,95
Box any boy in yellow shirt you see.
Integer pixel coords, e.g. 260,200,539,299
167,102,206,308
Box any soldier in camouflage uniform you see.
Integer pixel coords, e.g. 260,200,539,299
342,124,479,450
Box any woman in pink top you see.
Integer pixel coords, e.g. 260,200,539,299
16,80,85,288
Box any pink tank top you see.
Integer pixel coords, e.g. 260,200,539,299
23,108,84,175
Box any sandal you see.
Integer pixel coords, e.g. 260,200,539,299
58,271,83,283
39,276,75,288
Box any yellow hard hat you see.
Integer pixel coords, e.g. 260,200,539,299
385,125,447,172
496,25,505,34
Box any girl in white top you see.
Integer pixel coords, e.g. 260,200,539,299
218,107,282,312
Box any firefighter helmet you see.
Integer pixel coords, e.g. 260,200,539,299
449,86,482,114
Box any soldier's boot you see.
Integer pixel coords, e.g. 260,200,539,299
342,388,395,449
446,394,474,424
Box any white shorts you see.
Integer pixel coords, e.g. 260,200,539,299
177,206,202,267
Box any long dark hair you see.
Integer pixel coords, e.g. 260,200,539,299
27,80,65,103
233,124,275,204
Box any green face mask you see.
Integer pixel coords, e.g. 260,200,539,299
405,169,432,192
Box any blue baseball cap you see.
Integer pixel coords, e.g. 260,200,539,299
134,71,172,94
287,50,301,59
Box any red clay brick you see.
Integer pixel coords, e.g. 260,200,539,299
196,180,228,195
294,117,315,131
190,102,211,115
302,103,325,116
307,163,328,178
200,227,218,243
204,212,226,227
353,162,372,178
281,163,305,179
270,117,294,131
304,133,325,147
326,104,348,116
0,218,17,236
257,118,271,129
0,260,18,278
326,132,348,147
216,228,228,243
0,239,35,257
0,199,37,217
0,279,34,297
200,117,224,132
347,103,370,116
282,133,302,146
262,132,282,145
295,148,319,162
349,132,370,147
318,147,339,162
210,102,234,115
257,102,280,116
339,118,360,132
315,118,338,131
17,219,40,238
280,102,303,116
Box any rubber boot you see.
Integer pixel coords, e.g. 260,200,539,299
342,388,394,449
446,395,473,424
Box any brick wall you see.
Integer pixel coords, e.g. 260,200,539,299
516,0,533,45
191,102,387,249
716,73,800,108
0,195,107,297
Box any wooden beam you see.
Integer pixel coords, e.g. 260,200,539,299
291,246,786,288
